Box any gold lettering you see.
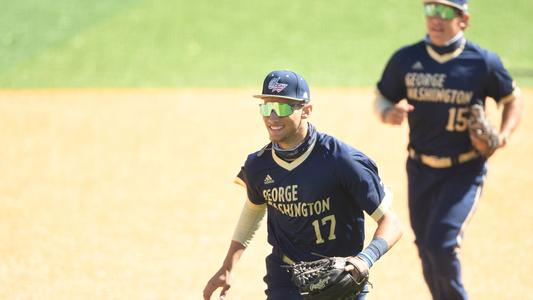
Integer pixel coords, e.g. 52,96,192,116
313,201,322,214
294,202,302,217
278,188,285,202
322,198,330,211
263,190,270,202
407,87,473,105
405,73,415,87
307,203,315,216
265,197,332,217
405,73,447,88
286,204,294,217
263,185,300,203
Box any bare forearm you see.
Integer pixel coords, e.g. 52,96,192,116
374,96,414,126
203,241,246,300
373,210,403,249
500,97,523,141
207,200,264,293
223,240,246,270
355,210,403,268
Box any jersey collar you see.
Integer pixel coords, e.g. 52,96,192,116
425,38,466,64
272,138,317,171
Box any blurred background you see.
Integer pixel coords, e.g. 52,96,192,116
0,0,532,88
0,0,531,299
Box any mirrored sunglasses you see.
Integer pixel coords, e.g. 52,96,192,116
259,102,303,117
424,3,459,20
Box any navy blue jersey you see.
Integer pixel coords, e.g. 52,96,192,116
377,39,517,156
236,130,389,262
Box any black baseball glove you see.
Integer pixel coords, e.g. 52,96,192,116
469,104,500,158
289,257,368,300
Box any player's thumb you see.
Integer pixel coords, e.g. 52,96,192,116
345,264,354,272
219,285,230,300
396,100,414,113
398,102,414,112
219,277,231,300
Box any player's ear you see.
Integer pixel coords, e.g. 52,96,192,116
459,12,470,30
301,104,312,119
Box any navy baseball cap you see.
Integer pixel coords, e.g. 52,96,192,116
253,70,310,102
423,0,468,11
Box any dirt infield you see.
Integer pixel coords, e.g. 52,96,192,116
0,88,531,299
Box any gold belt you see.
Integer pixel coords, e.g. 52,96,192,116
408,149,479,168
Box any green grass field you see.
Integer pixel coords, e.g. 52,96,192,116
1,0,532,88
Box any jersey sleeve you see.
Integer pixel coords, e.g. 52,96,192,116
376,50,406,103
235,164,265,205
485,52,517,104
336,154,390,221
234,167,246,187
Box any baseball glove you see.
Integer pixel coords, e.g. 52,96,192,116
289,257,368,300
469,104,499,158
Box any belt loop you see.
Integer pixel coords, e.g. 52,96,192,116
451,156,459,166
408,148,419,161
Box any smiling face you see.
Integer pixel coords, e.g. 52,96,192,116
260,97,312,149
425,5,469,46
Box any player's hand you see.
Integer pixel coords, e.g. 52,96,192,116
497,132,509,148
203,266,232,300
383,101,414,125
345,256,370,283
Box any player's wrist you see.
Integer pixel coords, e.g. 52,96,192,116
354,253,372,269
381,107,392,123
356,237,389,268
498,132,509,148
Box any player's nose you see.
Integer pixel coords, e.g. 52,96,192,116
268,110,280,120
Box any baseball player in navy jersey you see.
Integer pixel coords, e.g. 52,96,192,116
203,70,403,300
374,1,523,299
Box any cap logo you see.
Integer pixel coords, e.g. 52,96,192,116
268,77,288,93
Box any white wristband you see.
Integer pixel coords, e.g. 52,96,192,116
373,91,394,122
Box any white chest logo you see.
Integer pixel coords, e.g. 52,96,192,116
264,174,275,184
411,61,424,70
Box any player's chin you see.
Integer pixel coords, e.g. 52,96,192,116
268,132,284,143
428,31,446,45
